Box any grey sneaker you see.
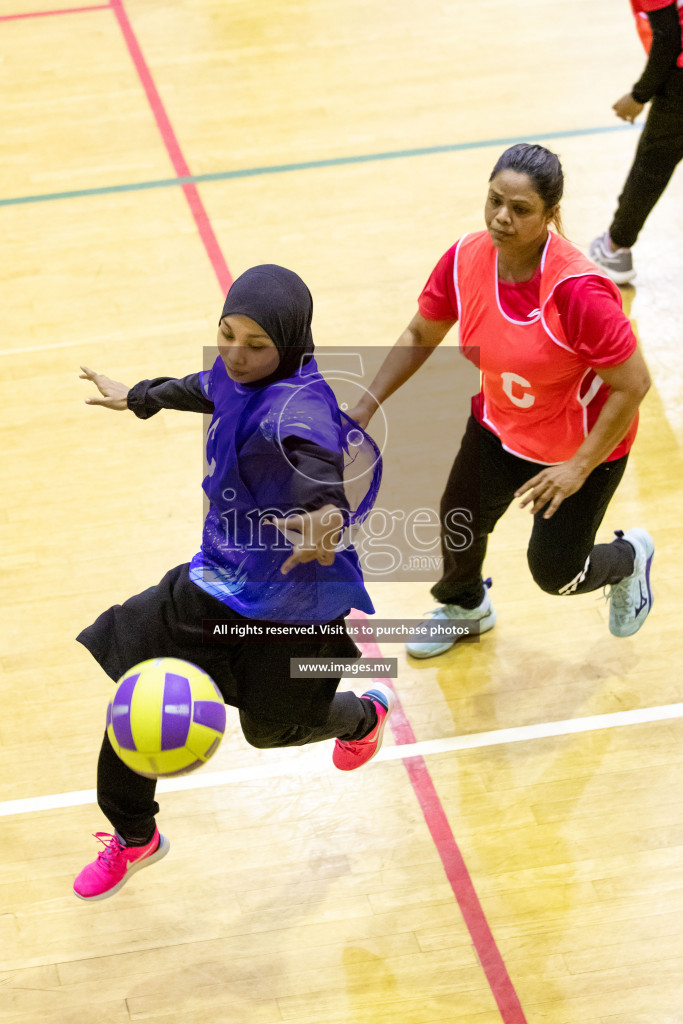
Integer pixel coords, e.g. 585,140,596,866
589,232,636,284
607,528,654,638
406,586,496,660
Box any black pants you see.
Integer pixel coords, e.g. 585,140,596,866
78,564,377,845
610,68,683,249
98,689,374,846
431,416,635,608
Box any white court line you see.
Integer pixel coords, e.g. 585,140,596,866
2,701,683,819
0,319,210,357
0,338,108,357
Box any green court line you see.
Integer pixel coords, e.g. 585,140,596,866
1,124,638,209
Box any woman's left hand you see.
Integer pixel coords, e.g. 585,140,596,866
268,505,345,574
515,461,589,519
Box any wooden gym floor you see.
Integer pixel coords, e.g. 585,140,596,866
1,1,683,1021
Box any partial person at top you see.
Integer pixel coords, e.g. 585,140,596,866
347,143,654,659
591,0,683,283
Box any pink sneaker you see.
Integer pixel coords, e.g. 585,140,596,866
333,685,395,771
73,829,170,901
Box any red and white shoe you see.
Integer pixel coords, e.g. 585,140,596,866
333,685,395,771
73,828,169,901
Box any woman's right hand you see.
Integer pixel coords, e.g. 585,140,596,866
344,403,374,431
79,366,130,410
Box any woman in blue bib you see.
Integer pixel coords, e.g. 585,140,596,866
74,265,393,901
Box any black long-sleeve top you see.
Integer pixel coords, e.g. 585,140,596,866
126,373,349,515
632,2,683,103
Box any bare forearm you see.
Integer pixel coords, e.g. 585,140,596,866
571,389,646,474
356,316,454,419
516,385,648,518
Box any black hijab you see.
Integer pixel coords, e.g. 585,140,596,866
219,264,315,388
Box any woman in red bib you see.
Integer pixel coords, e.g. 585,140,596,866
349,143,654,658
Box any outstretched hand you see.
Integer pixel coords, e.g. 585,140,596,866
268,505,345,574
79,366,130,410
515,461,589,519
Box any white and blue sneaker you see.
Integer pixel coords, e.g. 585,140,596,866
406,582,496,659
607,528,654,637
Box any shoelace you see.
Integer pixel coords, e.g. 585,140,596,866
338,718,380,751
603,581,633,613
92,832,125,866
337,737,368,753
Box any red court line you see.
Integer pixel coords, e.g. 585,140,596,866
359,637,528,1024
0,3,109,20
109,0,233,293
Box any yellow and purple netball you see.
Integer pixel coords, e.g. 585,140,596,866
106,657,226,779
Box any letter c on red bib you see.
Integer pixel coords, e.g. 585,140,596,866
501,372,535,409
